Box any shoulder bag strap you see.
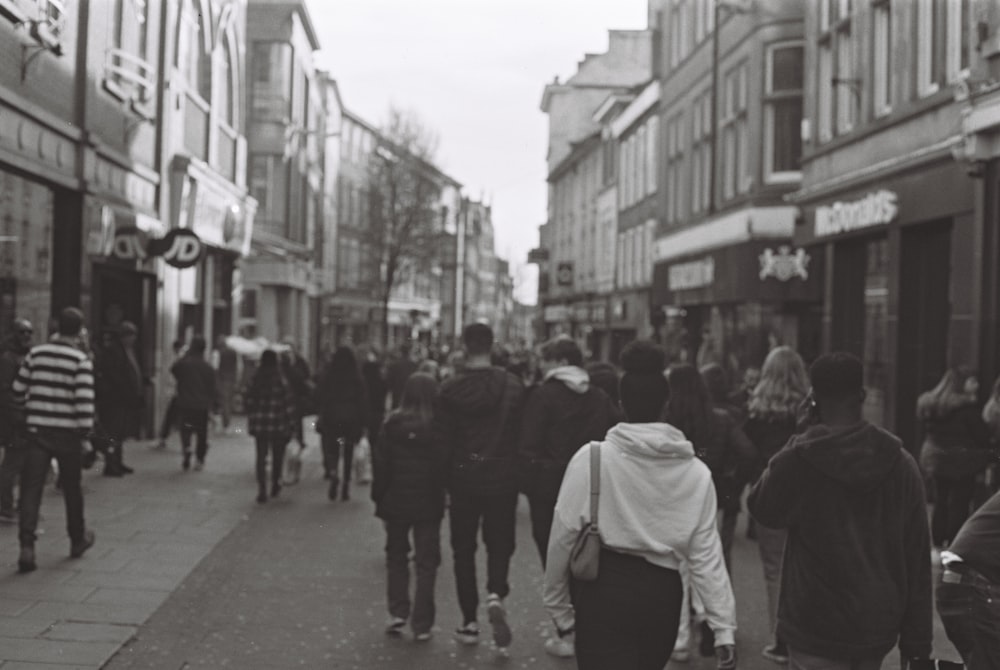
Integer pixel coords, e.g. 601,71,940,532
589,442,600,528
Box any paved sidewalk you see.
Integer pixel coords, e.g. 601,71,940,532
0,420,268,669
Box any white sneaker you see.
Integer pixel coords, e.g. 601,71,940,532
454,622,480,645
385,617,406,636
671,648,691,662
486,593,512,649
544,635,574,658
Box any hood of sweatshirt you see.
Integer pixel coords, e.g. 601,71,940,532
789,421,903,490
544,365,590,394
604,422,695,460
438,366,512,416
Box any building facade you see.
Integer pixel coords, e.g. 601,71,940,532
651,0,819,383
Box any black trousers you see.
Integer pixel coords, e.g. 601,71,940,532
448,487,518,624
19,429,86,547
179,408,210,461
572,549,683,670
320,431,356,485
385,519,441,634
932,474,975,547
254,436,288,492
525,468,565,567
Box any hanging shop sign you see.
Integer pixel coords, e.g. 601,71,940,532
556,262,574,286
814,189,898,237
111,227,204,268
668,257,715,291
759,246,811,281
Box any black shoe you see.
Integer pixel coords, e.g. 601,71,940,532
70,529,95,559
328,477,340,501
341,485,350,501
699,621,715,657
256,491,267,504
120,464,134,474
17,546,36,573
182,452,191,471
271,483,281,498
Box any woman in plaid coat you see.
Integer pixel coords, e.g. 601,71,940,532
244,349,297,503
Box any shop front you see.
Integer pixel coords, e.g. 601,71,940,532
652,240,823,383
795,160,976,452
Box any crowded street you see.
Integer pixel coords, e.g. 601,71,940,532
0,420,960,669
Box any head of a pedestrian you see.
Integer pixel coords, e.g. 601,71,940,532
417,358,440,380
399,372,438,425
325,346,360,381
188,336,207,357
12,318,33,352
664,363,714,447
539,336,582,376
57,307,85,338
917,365,979,420
748,345,810,419
618,340,669,423
699,363,730,406
254,349,282,385
809,352,865,426
462,323,493,367
586,361,621,406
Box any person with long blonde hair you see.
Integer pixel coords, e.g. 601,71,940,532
743,345,810,665
917,367,992,548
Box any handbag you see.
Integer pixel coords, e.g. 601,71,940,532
353,435,372,484
569,442,602,582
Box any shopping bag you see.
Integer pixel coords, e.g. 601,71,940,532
283,445,302,485
353,436,372,484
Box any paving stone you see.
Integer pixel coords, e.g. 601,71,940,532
0,637,119,665
43,622,136,644
0,599,36,617
83,588,170,607
0,616,54,637
0,583,96,604
21,601,160,626
0,663,100,670
65,571,180,592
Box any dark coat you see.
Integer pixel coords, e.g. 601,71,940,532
0,340,27,435
99,342,144,407
688,408,756,512
743,413,799,484
316,371,368,442
171,354,217,411
518,377,617,498
362,360,388,421
433,366,525,495
748,421,933,661
372,412,446,522
386,358,418,409
919,403,994,478
244,371,297,438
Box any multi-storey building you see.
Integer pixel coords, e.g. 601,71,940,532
651,0,820,381
793,0,1000,450
242,0,322,358
537,30,653,354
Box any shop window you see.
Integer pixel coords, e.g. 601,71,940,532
764,42,804,183
0,173,52,342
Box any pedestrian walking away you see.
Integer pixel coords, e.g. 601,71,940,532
315,346,368,501
372,372,445,641
543,340,737,670
244,349,297,504
281,337,314,452
741,345,811,666
213,335,239,433
361,347,388,476
386,341,418,409
0,318,33,524
171,336,216,471
12,307,97,573
155,339,186,450
96,321,145,476
916,367,993,549
936,488,1000,669
432,323,525,653
748,352,934,670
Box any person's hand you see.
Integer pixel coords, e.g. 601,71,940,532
716,644,737,669
82,439,94,455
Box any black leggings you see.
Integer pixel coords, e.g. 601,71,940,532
321,432,355,485
254,436,288,491
572,549,683,670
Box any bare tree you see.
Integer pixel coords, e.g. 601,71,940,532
364,107,444,349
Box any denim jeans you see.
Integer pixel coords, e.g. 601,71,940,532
19,428,86,547
385,519,441,634
448,488,518,624
788,648,885,670
254,436,288,492
937,567,1000,670
756,523,788,641
179,408,209,461
573,549,682,670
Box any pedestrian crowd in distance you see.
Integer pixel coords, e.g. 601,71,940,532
1,311,999,670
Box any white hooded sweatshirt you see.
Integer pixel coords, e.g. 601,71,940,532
543,421,737,645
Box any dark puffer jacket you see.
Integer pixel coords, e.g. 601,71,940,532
372,412,445,522
743,412,799,483
432,366,525,495
919,403,993,478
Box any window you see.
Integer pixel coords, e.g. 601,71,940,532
105,0,153,109
872,0,892,116
817,0,854,140
917,0,945,95
251,42,292,120
669,0,690,70
946,0,971,82
691,91,712,213
617,142,627,209
665,112,685,225
721,63,749,199
636,125,647,204
817,40,833,141
765,42,803,183
646,116,658,196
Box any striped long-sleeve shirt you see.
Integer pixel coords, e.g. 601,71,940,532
12,341,95,432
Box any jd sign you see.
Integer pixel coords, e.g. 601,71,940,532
112,227,204,269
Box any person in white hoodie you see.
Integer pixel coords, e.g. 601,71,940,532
543,340,737,670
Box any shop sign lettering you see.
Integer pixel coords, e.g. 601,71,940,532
814,190,898,237
668,257,715,291
112,227,203,269
759,246,810,281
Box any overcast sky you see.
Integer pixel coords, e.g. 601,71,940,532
307,1,649,304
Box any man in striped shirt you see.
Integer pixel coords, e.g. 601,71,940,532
12,307,96,573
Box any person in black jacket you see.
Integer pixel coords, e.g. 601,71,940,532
917,367,993,548
97,321,145,476
0,319,33,522
316,346,368,501
171,336,216,471
373,372,444,641
748,352,933,670
742,345,810,665
519,337,617,568
432,323,524,652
